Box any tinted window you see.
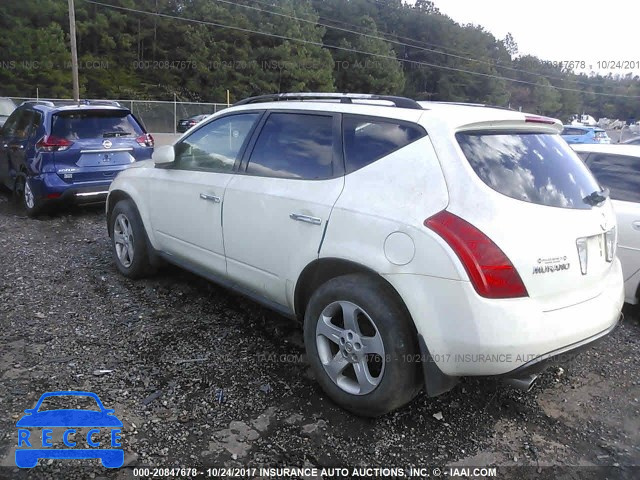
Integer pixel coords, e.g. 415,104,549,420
247,113,334,179
586,154,640,202
576,152,590,162
1,109,24,137
457,132,600,209
30,111,43,138
561,127,585,136
175,113,260,172
343,115,425,173
13,110,35,140
51,110,143,140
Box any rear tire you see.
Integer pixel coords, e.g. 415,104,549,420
15,176,42,217
303,274,422,417
111,199,154,278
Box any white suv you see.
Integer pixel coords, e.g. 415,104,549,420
106,93,623,416
572,143,640,304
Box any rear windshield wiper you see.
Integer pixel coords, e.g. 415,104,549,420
103,132,132,138
583,188,609,206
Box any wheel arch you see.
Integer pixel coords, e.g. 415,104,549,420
294,256,459,397
294,257,384,322
106,189,134,237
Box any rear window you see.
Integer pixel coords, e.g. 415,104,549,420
456,132,600,209
51,110,143,140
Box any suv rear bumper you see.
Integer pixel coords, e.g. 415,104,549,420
383,257,624,377
30,173,113,204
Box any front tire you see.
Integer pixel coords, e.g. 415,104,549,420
111,199,153,278
303,274,422,417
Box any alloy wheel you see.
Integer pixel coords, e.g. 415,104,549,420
315,300,386,395
113,213,135,268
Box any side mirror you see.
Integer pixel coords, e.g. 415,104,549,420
152,145,175,165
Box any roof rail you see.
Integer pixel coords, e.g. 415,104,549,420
234,93,423,110
20,100,55,107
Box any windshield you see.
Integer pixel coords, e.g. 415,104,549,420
51,110,143,140
456,132,601,209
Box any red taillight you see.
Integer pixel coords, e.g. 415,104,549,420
425,211,528,299
524,115,557,125
136,133,154,147
36,135,73,152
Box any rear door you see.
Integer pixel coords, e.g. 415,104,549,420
147,112,262,276
454,130,617,309
584,152,640,282
222,111,344,307
0,109,35,186
0,109,23,187
50,109,151,184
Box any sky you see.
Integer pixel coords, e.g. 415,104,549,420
431,0,639,75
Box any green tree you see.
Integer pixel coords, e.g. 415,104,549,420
331,16,404,94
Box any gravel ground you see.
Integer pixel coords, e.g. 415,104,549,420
0,191,639,480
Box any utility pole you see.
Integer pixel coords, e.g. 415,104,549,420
68,0,80,103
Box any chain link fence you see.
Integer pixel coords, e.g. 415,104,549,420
9,97,229,133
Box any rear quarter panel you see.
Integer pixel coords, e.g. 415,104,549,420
320,136,456,278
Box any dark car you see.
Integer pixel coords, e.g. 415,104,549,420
0,100,153,216
0,97,16,128
177,114,209,133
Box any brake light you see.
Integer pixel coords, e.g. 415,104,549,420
524,115,557,125
136,133,154,147
425,211,528,299
36,135,73,152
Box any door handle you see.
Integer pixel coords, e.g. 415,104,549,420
199,193,221,203
290,213,322,225
632,221,640,231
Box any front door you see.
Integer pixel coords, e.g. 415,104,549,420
148,112,262,276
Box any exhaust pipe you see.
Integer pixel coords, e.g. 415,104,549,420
503,373,538,392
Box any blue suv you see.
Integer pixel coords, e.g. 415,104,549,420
560,125,611,145
0,100,153,216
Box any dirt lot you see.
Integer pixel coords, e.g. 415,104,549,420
0,192,638,480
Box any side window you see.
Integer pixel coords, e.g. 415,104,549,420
343,115,426,173
2,110,25,138
576,152,590,162
13,110,34,140
587,154,640,202
247,113,334,180
174,113,261,172
29,111,43,139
